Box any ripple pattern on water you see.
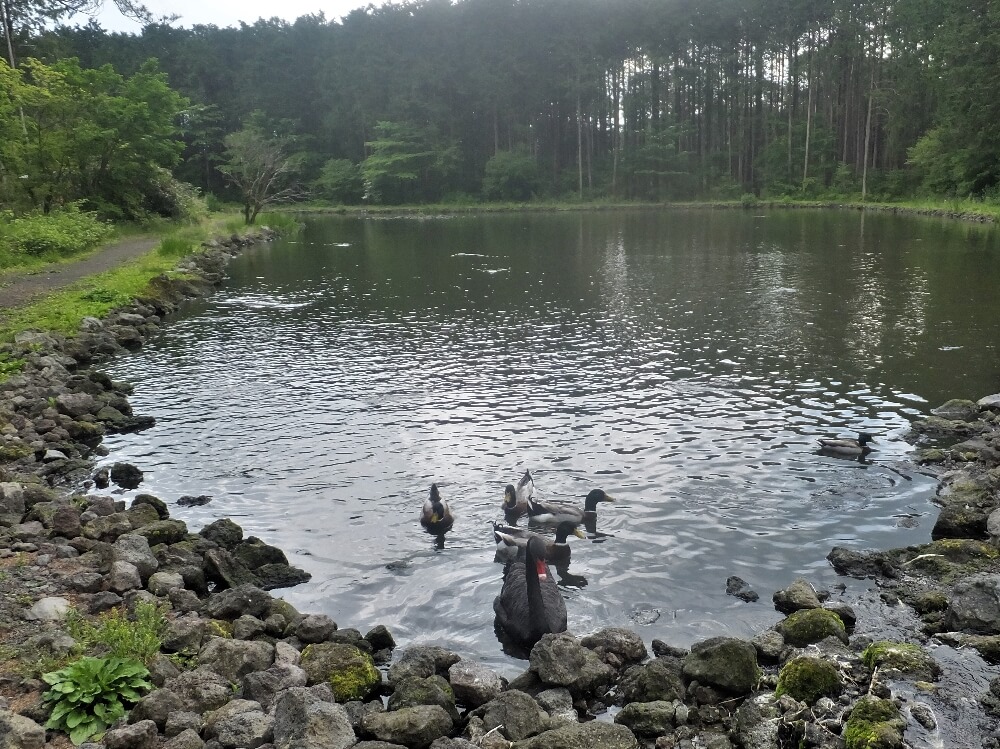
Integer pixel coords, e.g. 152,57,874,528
99,210,1000,669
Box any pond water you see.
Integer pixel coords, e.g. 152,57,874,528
100,208,1000,675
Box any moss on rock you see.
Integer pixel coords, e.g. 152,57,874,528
300,642,380,701
778,608,848,647
843,696,904,749
861,641,940,680
774,656,842,703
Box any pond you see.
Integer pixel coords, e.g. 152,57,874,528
100,208,1000,674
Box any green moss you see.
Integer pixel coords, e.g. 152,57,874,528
775,656,843,703
0,443,33,461
910,591,949,615
779,608,848,647
844,696,904,749
861,641,938,679
207,620,233,638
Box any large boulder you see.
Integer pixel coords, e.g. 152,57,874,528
361,705,453,749
682,637,759,696
242,663,309,710
0,708,45,749
388,646,461,685
514,722,639,749
203,584,273,620
448,659,504,708
197,637,275,683
613,701,675,736
388,675,459,722
164,667,234,714
772,578,822,614
272,686,356,749
300,642,381,701
579,628,648,667
618,657,685,703
529,633,615,697
945,574,1000,634
471,690,548,741
202,699,273,749
777,609,848,647
112,533,158,580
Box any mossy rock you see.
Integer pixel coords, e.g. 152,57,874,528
300,642,380,701
778,608,848,647
207,619,234,638
134,519,189,545
774,656,842,703
861,641,940,681
964,635,1000,664
843,696,904,749
0,443,33,462
910,590,949,615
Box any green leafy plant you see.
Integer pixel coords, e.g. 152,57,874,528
42,656,152,745
65,601,168,664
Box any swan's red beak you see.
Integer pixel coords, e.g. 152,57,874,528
535,559,548,581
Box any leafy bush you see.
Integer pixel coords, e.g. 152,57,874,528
65,602,168,665
42,656,152,745
313,158,364,204
1,205,113,258
482,148,541,201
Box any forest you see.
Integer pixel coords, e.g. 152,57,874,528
1,0,999,217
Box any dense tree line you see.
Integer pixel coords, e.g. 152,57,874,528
3,0,999,207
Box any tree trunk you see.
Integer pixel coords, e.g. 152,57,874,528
802,39,814,189
861,63,875,201
576,90,583,198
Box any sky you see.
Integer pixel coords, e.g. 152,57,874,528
81,0,386,32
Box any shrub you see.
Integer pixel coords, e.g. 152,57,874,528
313,158,364,204
65,602,168,665
1,205,113,258
256,212,303,235
42,656,152,745
482,148,541,201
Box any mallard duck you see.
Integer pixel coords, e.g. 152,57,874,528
420,484,454,535
501,470,534,522
526,489,615,526
818,432,876,457
493,520,586,565
493,535,567,650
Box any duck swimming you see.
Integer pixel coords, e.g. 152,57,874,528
420,484,454,535
818,432,876,457
493,535,567,650
501,470,534,522
493,520,585,565
527,489,615,526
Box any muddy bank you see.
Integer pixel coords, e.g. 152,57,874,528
0,230,998,748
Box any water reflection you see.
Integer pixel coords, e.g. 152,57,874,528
98,209,1000,673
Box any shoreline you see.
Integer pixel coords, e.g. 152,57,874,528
0,225,998,747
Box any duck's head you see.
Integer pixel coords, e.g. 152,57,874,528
427,484,446,520
583,489,615,511
555,520,586,543
502,484,518,510
857,432,876,445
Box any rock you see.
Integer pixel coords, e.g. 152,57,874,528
83,512,133,541
471,690,548,741
534,688,577,725
204,584,273,620
932,503,989,540
389,675,459,722
751,630,785,664
177,494,213,507
197,637,275,682
366,624,396,652
163,729,205,749
199,518,244,549
682,637,759,695
772,578,821,614
362,705,453,749
109,560,142,592
300,642,381,701
778,608,849,647
862,641,941,680
50,503,82,538
109,462,143,489
619,657,685,703
945,574,1000,633
203,698,274,749
842,696,904,749
579,627,648,665
24,596,71,622
909,702,937,730
129,688,183,728
388,645,461,685
131,494,169,519
732,693,780,749
931,399,981,422
978,394,1000,412
823,602,857,630
203,548,259,589
429,740,478,749
103,719,159,749
242,663,309,711
342,699,385,732
448,659,504,708
514,721,639,749
148,571,185,596
726,575,759,602
162,614,208,656
529,633,615,696
272,687,356,749
0,708,45,749
164,667,234,714
112,534,158,580
135,519,189,546
827,547,899,579
296,613,338,643
614,700,675,736
775,656,842,703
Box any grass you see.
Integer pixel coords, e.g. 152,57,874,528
64,601,168,665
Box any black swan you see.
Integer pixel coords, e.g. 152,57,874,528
493,535,567,650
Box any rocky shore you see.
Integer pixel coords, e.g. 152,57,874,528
1,229,999,749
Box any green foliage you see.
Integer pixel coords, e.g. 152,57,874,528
313,158,364,204
482,148,541,201
0,58,188,221
843,696,904,749
157,236,197,257
0,353,26,382
255,212,303,234
64,602,168,665
42,656,152,745
361,121,460,205
219,121,303,224
0,205,113,260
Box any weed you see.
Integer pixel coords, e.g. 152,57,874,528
65,601,168,665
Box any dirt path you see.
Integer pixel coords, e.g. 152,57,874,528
0,235,160,311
